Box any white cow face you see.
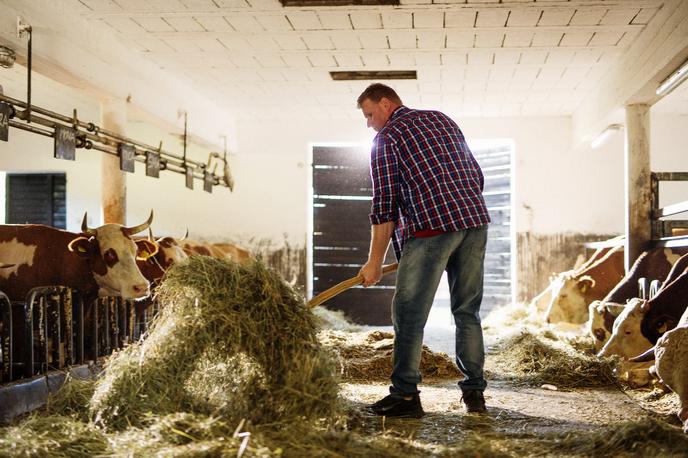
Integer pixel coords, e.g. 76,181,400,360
587,301,626,351
70,224,152,299
654,326,688,433
545,274,594,324
597,298,653,359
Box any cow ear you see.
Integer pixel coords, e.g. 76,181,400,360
578,276,595,293
135,239,159,261
68,236,93,257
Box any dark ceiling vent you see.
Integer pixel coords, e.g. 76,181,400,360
330,70,417,81
280,0,398,5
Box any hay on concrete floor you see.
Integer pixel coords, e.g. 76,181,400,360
487,331,617,389
0,415,109,458
312,306,363,332
319,330,461,382
45,375,96,422
547,417,688,456
90,256,339,430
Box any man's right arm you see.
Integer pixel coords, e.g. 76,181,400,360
361,135,398,286
359,221,394,287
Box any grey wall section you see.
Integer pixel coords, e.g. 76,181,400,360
516,232,620,303
245,238,307,296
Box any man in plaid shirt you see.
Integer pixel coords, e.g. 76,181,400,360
358,83,491,418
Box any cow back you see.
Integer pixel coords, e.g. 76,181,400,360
0,225,97,300
603,248,684,303
641,269,688,344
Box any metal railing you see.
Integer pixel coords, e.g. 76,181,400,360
650,172,688,248
0,286,149,384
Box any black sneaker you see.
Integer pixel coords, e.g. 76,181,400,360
461,389,487,414
366,393,425,418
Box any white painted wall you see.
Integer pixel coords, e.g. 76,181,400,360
0,67,102,230
0,61,685,252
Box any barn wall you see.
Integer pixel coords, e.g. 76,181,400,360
1,65,686,298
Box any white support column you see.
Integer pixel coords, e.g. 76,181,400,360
624,104,652,272
101,100,127,225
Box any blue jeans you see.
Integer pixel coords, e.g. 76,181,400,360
390,225,488,395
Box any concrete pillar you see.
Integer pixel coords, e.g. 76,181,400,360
101,100,127,225
624,104,652,272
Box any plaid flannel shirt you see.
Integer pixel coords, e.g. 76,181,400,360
369,106,491,259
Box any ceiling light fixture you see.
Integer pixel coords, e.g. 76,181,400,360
591,124,623,149
330,70,417,81
656,58,688,97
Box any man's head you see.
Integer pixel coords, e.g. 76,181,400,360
357,83,403,132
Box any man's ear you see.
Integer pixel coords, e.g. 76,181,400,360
68,236,93,258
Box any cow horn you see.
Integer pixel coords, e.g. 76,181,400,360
124,210,154,236
148,227,155,242
81,212,96,236
629,347,655,363
179,228,189,241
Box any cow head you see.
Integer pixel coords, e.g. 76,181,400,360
136,230,189,283
68,211,157,299
587,300,625,351
545,273,595,324
597,298,653,358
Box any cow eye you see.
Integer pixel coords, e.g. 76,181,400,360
103,248,119,267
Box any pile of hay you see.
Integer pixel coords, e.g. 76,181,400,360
545,417,688,456
320,330,461,381
312,306,363,332
89,256,339,429
486,330,617,389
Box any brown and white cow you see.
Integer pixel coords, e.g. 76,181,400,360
598,261,688,359
136,230,189,286
631,307,688,433
586,300,626,351
654,326,688,433
527,244,619,312
182,239,252,265
545,245,625,324
585,248,687,349
0,212,157,301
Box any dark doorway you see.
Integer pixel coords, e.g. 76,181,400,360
311,146,396,325
6,173,67,228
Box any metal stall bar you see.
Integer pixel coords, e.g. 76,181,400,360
0,293,12,383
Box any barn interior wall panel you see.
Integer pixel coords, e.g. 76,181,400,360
516,232,620,303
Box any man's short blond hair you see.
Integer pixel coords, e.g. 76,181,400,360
357,83,403,107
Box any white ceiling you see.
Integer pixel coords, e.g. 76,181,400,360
20,0,688,120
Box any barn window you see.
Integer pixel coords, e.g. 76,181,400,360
4,173,67,228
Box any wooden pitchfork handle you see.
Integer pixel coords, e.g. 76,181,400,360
308,263,399,309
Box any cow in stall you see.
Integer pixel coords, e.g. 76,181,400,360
545,244,625,324
0,212,158,363
0,211,157,301
527,243,619,313
134,230,189,328
632,308,688,433
586,248,687,350
136,229,189,286
597,256,688,359
182,238,252,265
